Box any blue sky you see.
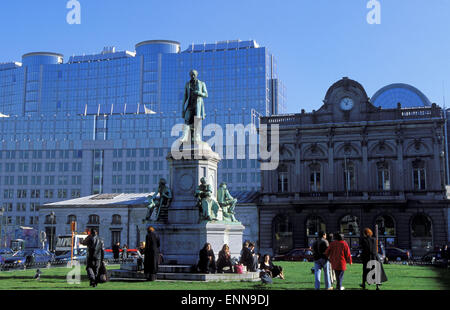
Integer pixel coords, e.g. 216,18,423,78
0,0,449,113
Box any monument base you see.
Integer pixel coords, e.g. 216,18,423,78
151,222,245,266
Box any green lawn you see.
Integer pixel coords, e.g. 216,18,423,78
0,262,449,290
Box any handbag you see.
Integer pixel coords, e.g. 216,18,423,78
97,262,108,283
235,264,244,274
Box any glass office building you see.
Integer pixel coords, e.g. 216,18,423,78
0,39,285,235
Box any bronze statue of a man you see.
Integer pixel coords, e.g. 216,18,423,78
181,69,208,142
145,178,172,222
217,182,238,222
195,177,219,221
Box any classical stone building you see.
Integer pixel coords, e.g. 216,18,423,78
39,192,258,252
258,78,449,257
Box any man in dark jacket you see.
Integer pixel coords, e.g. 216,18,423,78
81,228,104,287
312,231,331,290
144,226,160,281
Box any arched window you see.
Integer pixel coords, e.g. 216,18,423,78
412,160,426,190
375,215,396,247
377,162,391,191
339,214,360,248
411,214,433,256
112,214,121,225
306,215,326,247
343,161,356,191
67,214,77,224
272,215,293,255
88,214,100,225
278,165,289,192
309,164,321,192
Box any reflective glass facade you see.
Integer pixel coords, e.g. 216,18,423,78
0,40,285,233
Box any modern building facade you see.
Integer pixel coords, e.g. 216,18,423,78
0,39,285,240
258,78,449,257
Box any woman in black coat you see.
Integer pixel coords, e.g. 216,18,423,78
198,243,216,274
360,228,387,289
216,244,233,273
144,226,160,281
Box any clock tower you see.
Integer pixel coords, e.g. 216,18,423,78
321,77,372,123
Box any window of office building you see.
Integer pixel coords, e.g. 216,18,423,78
71,190,81,198
44,190,54,199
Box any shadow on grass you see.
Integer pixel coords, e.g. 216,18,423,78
0,275,89,281
432,266,450,289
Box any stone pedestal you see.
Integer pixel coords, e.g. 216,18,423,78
153,222,245,265
144,142,245,266
167,142,221,224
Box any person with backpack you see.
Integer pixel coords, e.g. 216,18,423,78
312,231,332,290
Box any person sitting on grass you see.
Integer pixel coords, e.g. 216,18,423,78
260,254,284,279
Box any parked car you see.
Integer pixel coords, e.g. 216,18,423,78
104,248,138,258
54,248,87,264
421,251,447,267
273,248,314,262
2,249,55,270
0,248,15,265
384,247,411,262
351,242,386,264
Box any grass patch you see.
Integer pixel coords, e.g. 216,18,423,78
0,262,449,290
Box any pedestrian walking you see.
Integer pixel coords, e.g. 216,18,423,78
360,228,387,290
327,233,336,285
122,244,128,262
81,228,105,287
312,231,332,290
144,226,160,281
136,241,145,271
325,232,352,290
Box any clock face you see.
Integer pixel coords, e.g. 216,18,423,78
340,97,354,111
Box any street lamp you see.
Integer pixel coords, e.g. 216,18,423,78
0,207,4,248
49,211,55,252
